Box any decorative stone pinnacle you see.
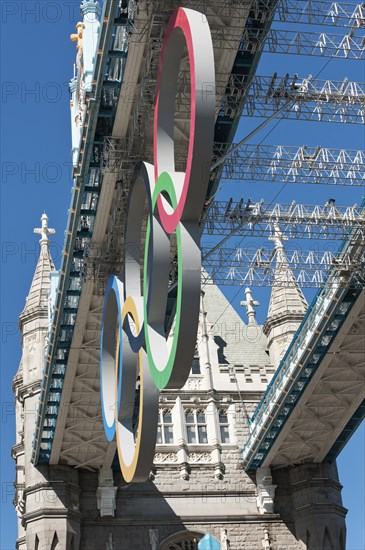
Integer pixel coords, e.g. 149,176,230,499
80,0,101,17
34,213,55,248
268,223,288,251
240,287,259,325
262,528,272,550
69,76,78,94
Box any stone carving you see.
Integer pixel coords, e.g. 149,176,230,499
180,465,190,480
214,465,224,480
105,532,115,550
18,405,24,440
25,334,37,355
69,2,100,167
149,529,159,550
221,528,230,549
187,378,202,390
154,452,178,464
15,490,26,525
70,22,84,68
25,335,37,371
261,528,272,550
188,452,212,463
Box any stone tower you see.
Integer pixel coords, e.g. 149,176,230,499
13,216,347,549
261,226,347,550
12,224,310,548
13,214,81,550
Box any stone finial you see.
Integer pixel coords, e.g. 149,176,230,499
240,287,259,325
105,533,115,550
33,212,55,248
221,528,230,549
268,223,288,252
261,528,272,550
149,529,159,550
80,0,101,17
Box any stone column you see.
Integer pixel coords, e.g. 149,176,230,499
15,215,81,550
96,467,117,517
274,462,347,550
173,397,190,480
256,467,277,514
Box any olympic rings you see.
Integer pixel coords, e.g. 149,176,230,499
100,7,215,483
100,276,123,442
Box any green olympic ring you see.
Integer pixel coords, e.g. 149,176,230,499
143,172,182,389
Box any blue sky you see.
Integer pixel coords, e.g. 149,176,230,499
0,2,364,549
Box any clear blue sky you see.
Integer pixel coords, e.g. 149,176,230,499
0,2,364,549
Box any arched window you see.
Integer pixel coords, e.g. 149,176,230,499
218,408,230,444
191,347,201,375
185,408,208,444
160,531,203,550
157,408,174,444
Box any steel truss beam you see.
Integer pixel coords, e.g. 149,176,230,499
269,1,365,28
125,2,365,53
240,28,365,59
228,73,365,123
126,0,364,27
126,0,252,16
213,144,365,186
139,73,365,123
102,139,365,186
201,245,365,288
202,201,365,239
81,237,365,289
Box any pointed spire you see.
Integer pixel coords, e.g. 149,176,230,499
20,213,56,324
266,224,307,321
264,224,308,366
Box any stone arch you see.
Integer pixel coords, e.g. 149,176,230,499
160,530,204,550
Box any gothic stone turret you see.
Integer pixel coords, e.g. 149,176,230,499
263,225,308,368
13,214,81,550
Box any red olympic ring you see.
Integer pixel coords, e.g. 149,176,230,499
154,8,215,234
